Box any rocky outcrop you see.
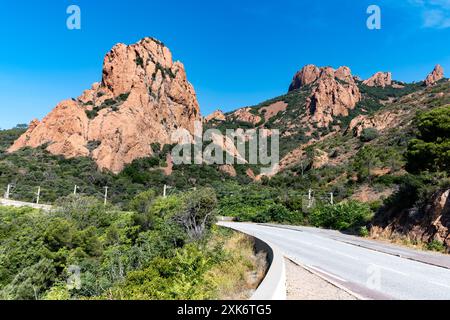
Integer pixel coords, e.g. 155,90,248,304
205,110,226,123
346,110,408,137
8,37,201,173
231,108,262,125
305,66,361,127
288,65,361,127
372,189,450,252
425,64,444,86
363,72,392,87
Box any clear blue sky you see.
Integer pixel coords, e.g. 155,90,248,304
0,0,449,129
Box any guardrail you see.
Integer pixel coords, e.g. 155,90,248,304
218,222,286,300
216,216,235,222
0,198,53,211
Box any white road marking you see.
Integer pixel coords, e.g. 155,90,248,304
430,281,450,289
313,244,361,261
374,264,408,276
308,265,348,283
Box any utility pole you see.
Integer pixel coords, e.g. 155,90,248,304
104,186,108,205
73,185,78,196
308,188,312,208
163,185,173,198
4,184,11,199
330,192,334,205
36,186,41,204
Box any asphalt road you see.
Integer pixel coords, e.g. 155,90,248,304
219,222,450,300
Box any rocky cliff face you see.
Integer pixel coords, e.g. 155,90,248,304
425,64,445,86
8,38,201,173
289,65,361,127
363,72,392,87
372,189,450,252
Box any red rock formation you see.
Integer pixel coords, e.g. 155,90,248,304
363,72,392,87
304,66,361,127
231,107,262,125
347,110,408,137
425,64,445,86
9,38,201,173
289,64,321,90
204,110,226,122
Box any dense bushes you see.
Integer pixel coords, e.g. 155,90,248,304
0,187,236,300
309,200,373,231
406,105,450,173
108,243,218,300
216,182,303,224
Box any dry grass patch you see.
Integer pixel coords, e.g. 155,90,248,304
206,228,267,299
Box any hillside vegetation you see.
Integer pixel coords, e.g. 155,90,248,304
0,188,264,300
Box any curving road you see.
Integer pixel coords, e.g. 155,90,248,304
219,222,450,300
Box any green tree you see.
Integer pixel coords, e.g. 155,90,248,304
353,145,382,182
176,188,218,240
406,105,450,173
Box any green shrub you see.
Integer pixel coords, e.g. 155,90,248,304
135,55,144,68
128,189,158,214
406,105,450,173
360,128,379,142
108,243,216,300
176,188,218,240
427,240,446,252
359,226,369,237
309,200,373,231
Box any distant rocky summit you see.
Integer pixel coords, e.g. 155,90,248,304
363,72,392,87
289,64,361,127
425,64,445,86
8,38,201,173
204,110,225,123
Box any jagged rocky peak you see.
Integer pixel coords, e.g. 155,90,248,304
425,64,445,86
288,65,357,91
8,37,201,173
289,64,361,127
363,72,392,87
288,64,321,90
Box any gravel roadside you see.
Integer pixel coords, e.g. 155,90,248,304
285,259,357,300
